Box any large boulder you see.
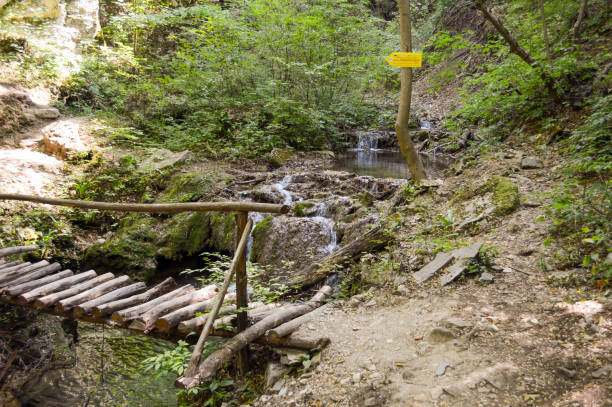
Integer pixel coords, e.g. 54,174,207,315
268,148,294,168
156,212,211,261
2,0,62,23
138,149,196,173
250,216,337,283
41,120,87,159
156,172,214,203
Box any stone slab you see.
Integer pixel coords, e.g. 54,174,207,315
413,252,454,283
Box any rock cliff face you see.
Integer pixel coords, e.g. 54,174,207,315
0,0,100,76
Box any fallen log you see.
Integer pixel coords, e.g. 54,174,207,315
130,285,218,332
156,292,237,333
25,270,96,305
208,326,330,350
112,285,195,324
93,277,177,317
57,275,131,311
0,262,33,282
266,303,332,340
3,270,74,296
0,261,21,271
74,282,147,316
0,245,37,258
176,285,332,389
0,263,61,288
289,225,392,288
176,301,272,336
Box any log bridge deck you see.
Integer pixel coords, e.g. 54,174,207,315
0,194,332,389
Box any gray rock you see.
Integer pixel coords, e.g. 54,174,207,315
413,252,454,283
479,272,494,282
445,317,472,329
352,372,362,383
427,327,456,344
557,367,576,379
521,156,543,169
33,107,60,120
139,149,196,172
440,259,471,286
435,362,450,376
518,247,536,256
452,243,483,260
271,379,285,393
269,148,294,168
591,364,612,378
265,362,288,389
395,284,410,296
364,397,378,407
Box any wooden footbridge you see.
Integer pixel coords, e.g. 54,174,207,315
0,194,332,389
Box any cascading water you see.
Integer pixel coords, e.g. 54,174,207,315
272,174,294,205
356,131,378,151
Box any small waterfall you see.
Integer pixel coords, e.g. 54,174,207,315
312,216,338,254
273,174,293,205
245,212,266,261
419,119,433,130
356,132,378,151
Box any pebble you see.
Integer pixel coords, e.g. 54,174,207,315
591,364,612,378
558,367,576,378
365,299,377,307
353,372,362,383
427,327,456,344
521,156,544,169
435,362,450,376
480,272,494,282
364,398,378,407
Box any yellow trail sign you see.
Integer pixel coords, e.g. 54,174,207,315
386,52,422,68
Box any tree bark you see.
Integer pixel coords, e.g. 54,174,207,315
57,275,132,312
0,262,33,283
266,303,332,340
74,282,147,316
0,263,61,288
3,270,74,297
289,225,393,288
111,285,195,324
0,245,37,258
176,285,332,389
395,0,427,181
473,0,561,104
27,270,96,305
234,211,249,376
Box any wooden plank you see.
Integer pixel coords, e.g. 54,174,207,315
0,245,37,258
111,285,195,324
57,275,131,311
3,270,74,296
0,261,21,271
412,252,454,283
24,270,96,305
0,263,60,288
33,273,115,307
92,277,176,317
74,282,147,316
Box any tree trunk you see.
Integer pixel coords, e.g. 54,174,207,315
266,303,332,340
572,0,588,38
28,270,97,306
288,225,393,288
156,293,236,333
0,261,21,271
177,303,282,335
56,275,131,312
1,263,61,288
538,0,552,66
176,285,332,389
395,0,427,181
93,277,176,317
473,0,561,104
112,285,195,324
3,270,73,297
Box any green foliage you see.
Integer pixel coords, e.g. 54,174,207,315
62,0,396,157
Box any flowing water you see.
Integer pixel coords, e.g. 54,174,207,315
19,320,177,407
332,128,450,179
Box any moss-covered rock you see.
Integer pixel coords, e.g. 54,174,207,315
269,148,294,168
250,216,275,263
293,201,315,216
157,172,214,203
209,211,237,252
490,177,520,216
156,212,211,261
83,214,158,281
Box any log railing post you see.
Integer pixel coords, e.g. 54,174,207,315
234,211,249,375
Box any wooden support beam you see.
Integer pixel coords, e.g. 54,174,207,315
3,270,74,296
74,282,147,316
0,261,21,271
57,275,131,312
0,245,37,258
92,277,177,317
112,285,195,324
235,211,249,376
0,194,289,214
156,292,236,333
26,270,97,305
0,262,60,288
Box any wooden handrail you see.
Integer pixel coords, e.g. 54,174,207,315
0,194,289,214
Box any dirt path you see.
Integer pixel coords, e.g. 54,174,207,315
254,149,612,407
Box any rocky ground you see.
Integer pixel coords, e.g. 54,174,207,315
0,84,610,407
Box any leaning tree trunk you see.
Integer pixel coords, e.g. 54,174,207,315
538,0,552,66
572,0,588,38
395,0,427,182
473,0,561,105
